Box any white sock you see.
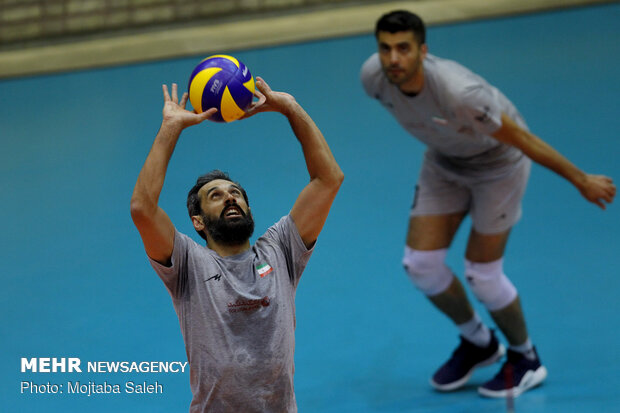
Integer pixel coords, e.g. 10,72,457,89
457,313,492,347
510,338,536,360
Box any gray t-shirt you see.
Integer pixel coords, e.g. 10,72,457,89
360,53,526,172
149,215,312,412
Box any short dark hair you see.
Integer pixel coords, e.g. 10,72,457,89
186,170,249,240
375,10,426,45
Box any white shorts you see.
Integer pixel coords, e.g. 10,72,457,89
410,153,532,234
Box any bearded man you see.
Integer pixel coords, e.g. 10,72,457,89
130,78,343,412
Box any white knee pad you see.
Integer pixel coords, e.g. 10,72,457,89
464,258,517,311
402,247,454,296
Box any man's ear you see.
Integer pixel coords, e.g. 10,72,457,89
420,43,428,59
191,215,205,232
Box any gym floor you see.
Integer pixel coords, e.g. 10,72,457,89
1,2,618,412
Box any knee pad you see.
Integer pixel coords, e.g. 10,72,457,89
402,247,454,296
464,258,517,311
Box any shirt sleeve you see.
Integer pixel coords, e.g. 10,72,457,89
263,215,314,287
148,229,191,299
360,53,382,99
460,84,504,135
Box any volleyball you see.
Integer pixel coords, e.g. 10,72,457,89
188,55,255,123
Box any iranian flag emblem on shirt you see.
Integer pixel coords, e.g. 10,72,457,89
256,263,273,278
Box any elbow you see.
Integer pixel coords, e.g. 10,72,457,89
130,196,152,225
327,167,345,192
335,169,345,187
130,197,145,223
312,168,343,196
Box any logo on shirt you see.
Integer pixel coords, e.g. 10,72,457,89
228,296,271,313
256,263,273,278
475,105,491,124
204,273,222,282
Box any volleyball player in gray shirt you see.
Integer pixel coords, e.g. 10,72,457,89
131,78,343,412
361,10,615,398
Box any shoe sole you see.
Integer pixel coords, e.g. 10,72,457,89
430,343,506,392
478,365,548,398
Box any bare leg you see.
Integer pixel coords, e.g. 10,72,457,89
490,297,528,346
406,212,474,323
411,215,508,391
428,277,474,324
465,228,529,346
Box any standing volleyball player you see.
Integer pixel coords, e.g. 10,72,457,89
130,78,343,412
360,10,615,397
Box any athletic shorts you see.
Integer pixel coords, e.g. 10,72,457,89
410,153,532,234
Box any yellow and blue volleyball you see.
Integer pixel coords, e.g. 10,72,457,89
188,55,255,123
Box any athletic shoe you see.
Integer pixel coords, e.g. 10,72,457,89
430,331,505,391
478,347,547,398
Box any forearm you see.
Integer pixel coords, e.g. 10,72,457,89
131,121,184,215
494,114,586,188
515,130,586,187
494,115,615,208
283,103,343,185
284,101,343,247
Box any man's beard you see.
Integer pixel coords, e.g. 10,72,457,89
203,207,254,246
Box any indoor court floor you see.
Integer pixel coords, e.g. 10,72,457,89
1,2,619,412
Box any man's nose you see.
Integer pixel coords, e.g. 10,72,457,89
389,49,399,64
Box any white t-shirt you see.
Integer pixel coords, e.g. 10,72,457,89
360,53,526,171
